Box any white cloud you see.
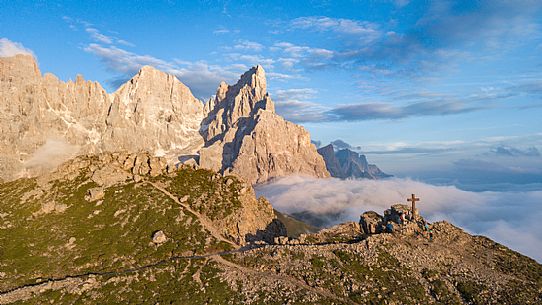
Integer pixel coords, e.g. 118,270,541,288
274,88,318,101
24,138,79,173
272,42,334,59
272,88,329,122
84,43,168,74
84,43,243,97
0,38,34,57
85,27,114,44
224,53,275,69
63,17,134,47
213,28,230,34
266,72,303,81
256,176,542,262
213,27,240,35
290,16,381,43
233,39,264,52
271,42,335,69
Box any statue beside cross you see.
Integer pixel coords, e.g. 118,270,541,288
407,193,420,218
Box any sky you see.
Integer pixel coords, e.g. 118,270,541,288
1,0,542,191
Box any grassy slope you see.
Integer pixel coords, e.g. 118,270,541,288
0,167,237,291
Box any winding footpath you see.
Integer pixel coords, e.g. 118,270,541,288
0,180,359,305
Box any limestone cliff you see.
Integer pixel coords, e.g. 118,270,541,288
199,65,329,183
103,66,204,156
0,55,110,179
0,55,327,184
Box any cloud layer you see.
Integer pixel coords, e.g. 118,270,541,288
256,176,542,262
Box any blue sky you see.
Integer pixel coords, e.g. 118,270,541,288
1,0,542,190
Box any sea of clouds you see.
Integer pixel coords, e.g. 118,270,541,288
256,176,542,262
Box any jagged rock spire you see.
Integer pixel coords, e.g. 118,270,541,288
202,65,275,143
199,65,328,183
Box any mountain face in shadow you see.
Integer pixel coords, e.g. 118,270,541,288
317,144,391,179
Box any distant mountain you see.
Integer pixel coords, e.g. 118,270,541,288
317,144,391,179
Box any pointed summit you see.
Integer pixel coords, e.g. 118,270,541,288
236,65,267,94
201,65,275,143
138,65,165,75
117,65,194,97
104,64,204,155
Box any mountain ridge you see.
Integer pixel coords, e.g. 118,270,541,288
0,54,328,184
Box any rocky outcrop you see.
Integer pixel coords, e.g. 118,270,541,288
28,151,281,245
199,66,329,184
2,169,542,304
0,55,327,184
315,144,342,176
359,211,384,234
317,144,390,179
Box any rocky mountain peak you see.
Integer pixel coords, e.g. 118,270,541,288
126,65,189,91
0,54,41,81
103,63,204,157
1,56,327,185
199,65,328,183
237,64,266,92
202,65,275,143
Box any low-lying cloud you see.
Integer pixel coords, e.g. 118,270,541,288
24,138,80,174
256,176,542,262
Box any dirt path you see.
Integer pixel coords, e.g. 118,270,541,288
146,181,238,247
212,255,359,305
1,180,364,304
0,242,359,305
0,247,254,305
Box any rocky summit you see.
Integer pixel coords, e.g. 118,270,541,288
0,156,540,304
199,65,329,184
0,55,328,184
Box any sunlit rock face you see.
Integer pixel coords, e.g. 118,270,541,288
0,55,110,180
199,65,329,184
0,55,327,184
103,65,204,156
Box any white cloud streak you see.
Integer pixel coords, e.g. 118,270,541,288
84,43,243,97
233,39,264,51
85,27,114,44
291,16,380,40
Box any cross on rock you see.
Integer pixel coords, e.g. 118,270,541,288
407,193,420,217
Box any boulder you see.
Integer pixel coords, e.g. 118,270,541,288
152,230,167,244
85,187,105,202
359,211,384,235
